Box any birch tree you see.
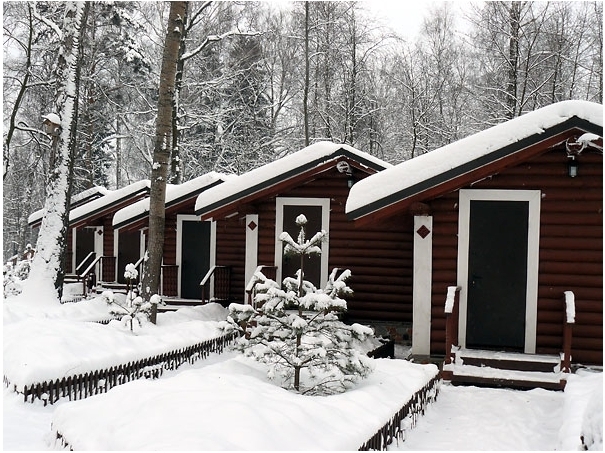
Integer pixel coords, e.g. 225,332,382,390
140,1,187,323
22,1,89,302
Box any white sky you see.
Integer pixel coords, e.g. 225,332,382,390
362,0,477,39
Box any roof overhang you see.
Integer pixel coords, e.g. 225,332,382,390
347,116,603,224
195,147,389,221
113,178,224,231
70,186,150,229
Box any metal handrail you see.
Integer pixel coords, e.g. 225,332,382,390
245,265,277,307
75,251,96,274
200,265,230,303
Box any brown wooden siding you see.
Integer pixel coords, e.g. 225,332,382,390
215,166,414,322
216,216,247,302
428,146,602,365
164,215,177,266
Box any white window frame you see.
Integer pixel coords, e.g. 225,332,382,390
456,189,541,353
176,215,216,298
275,197,330,288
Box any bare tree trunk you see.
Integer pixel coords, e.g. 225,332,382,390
303,1,310,147
141,1,187,323
26,1,90,301
169,2,190,185
506,1,521,118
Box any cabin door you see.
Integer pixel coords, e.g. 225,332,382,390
177,216,214,299
458,190,540,353
74,226,103,276
275,198,330,289
116,230,141,284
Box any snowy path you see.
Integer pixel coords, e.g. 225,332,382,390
390,383,564,451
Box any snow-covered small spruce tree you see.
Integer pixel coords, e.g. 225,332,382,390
103,263,159,332
221,214,374,395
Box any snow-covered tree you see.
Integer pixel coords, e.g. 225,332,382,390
22,2,90,302
221,214,374,395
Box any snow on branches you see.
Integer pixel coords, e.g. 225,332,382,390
102,263,161,332
221,214,374,395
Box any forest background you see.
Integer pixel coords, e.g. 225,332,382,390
3,1,603,262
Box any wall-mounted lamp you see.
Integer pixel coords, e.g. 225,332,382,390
565,136,585,178
568,156,579,178
336,160,355,188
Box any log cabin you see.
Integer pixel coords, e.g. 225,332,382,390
28,181,150,290
193,142,418,341
112,172,228,303
345,100,602,388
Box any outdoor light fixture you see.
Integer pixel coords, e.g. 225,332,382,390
337,160,355,188
565,136,585,178
568,156,579,178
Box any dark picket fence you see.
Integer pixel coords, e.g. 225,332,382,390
358,375,440,451
4,332,236,406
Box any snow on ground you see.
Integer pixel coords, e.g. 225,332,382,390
3,291,602,451
49,356,437,450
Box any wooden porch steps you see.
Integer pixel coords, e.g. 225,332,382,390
443,349,565,391
158,298,205,312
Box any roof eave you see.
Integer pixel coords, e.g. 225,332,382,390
347,116,603,222
195,148,389,218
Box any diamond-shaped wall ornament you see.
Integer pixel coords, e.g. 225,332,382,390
416,224,430,239
248,220,257,231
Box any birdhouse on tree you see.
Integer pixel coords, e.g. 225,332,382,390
42,113,61,137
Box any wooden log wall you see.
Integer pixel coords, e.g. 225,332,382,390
102,216,115,281
215,216,247,303
242,166,413,323
428,146,602,365
163,214,177,266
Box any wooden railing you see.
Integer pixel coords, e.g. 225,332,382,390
561,291,575,373
245,265,277,307
200,266,231,304
78,256,116,296
444,286,461,368
75,252,96,274
5,332,236,405
161,265,179,297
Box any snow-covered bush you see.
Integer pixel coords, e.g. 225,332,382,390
3,246,35,298
221,214,374,395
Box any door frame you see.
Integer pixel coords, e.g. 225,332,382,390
176,215,216,298
72,225,103,276
113,229,145,282
456,189,541,353
275,197,330,289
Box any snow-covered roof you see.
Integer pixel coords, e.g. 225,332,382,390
28,180,151,228
194,141,392,218
346,100,603,220
113,172,230,229
70,186,110,208
28,186,110,226
69,180,151,227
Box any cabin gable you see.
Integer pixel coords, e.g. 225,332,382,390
427,144,602,364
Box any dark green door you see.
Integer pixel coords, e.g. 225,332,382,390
181,220,211,299
117,230,141,284
282,205,323,288
75,228,96,272
466,200,529,351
